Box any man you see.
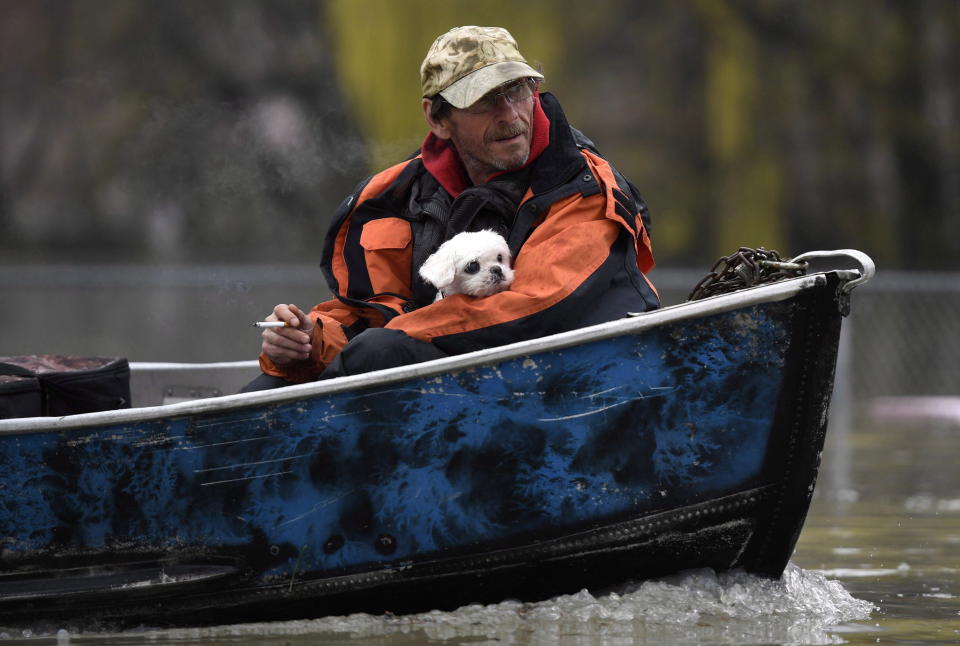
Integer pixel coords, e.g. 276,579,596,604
245,26,658,390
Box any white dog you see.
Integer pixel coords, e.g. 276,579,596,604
419,230,514,301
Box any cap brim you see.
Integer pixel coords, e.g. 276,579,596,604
439,61,543,109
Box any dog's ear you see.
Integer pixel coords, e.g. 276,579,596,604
419,247,457,291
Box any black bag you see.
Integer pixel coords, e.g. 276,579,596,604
0,355,131,418
0,374,43,419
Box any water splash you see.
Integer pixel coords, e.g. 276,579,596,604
74,563,874,645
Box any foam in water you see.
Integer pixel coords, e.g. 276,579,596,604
54,563,873,645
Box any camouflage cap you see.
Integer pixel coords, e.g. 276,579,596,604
420,26,543,110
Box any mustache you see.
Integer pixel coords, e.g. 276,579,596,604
486,124,528,143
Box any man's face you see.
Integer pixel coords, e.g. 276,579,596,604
434,80,537,183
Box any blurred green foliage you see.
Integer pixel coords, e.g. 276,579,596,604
1,0,957,269
325,0,563,170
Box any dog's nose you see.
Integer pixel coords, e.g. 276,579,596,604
490,265,503,278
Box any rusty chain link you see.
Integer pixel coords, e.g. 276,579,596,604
687,247,808,301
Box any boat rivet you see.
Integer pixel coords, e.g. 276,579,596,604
375,534,397,555
323,534,344,554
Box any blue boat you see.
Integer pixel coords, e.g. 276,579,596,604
0,250,873,629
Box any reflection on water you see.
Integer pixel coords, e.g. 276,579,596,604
790,416,960,646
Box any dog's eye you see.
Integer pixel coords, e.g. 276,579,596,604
497,254,503,263
464,261,481,275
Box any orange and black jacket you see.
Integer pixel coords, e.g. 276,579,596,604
260,93,659,383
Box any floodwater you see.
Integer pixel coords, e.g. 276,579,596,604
1,266,958,645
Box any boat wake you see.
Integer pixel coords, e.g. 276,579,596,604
21,563,874,645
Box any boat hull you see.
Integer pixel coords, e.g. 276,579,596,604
0,272,847,628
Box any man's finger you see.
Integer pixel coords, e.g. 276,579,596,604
265,328,311,348
263,335,310,359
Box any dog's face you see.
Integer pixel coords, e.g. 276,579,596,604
419,230,514,299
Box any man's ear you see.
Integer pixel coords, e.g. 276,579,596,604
423,98,452,140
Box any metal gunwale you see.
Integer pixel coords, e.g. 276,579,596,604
0,259,869,435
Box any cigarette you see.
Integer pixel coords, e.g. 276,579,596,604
252,321,291,328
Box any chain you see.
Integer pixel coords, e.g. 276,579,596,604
687,247,808,301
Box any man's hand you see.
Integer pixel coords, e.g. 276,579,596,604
260,304,317,365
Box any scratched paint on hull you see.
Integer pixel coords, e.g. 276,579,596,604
0,302,791,583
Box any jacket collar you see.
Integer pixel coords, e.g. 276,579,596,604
525,92,586,195
421,92,552,198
